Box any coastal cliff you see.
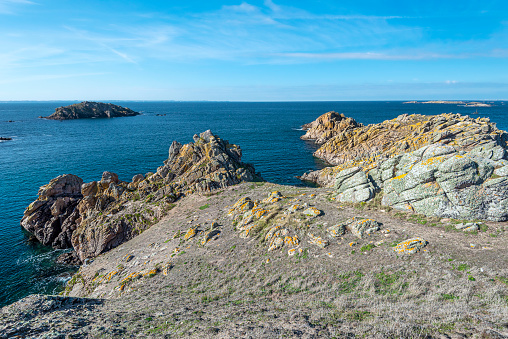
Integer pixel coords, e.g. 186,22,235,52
21,130,261,261
44,101,139,120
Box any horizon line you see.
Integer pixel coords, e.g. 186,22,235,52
0,99,506,103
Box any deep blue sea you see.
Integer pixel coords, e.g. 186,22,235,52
1,101,507,307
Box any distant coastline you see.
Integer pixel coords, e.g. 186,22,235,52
403,100,492,107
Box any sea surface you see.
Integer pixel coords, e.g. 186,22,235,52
0,101,506,307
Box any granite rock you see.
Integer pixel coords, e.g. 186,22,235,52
21,132,262,261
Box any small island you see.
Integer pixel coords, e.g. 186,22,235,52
43,101,140,120
403,100,492,107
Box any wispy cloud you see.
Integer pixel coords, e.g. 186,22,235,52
0,72,107,85
0,0,35,14
1,0,507,79
63,26,138,64
74,1,424,64
274,52,459,61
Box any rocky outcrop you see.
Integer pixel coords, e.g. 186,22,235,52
0,137,12,141
301,111,362,144
21,131,261,261
44,102,139,120
301,113,507,186
332,142,508,221
300,112,508,221
20,174,83,248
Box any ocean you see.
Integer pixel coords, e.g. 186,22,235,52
0,101,506,307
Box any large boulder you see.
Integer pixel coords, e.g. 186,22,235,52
300,111,362,144
334,167,377,203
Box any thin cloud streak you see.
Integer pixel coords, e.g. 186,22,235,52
3,0,502,69
0,0,35,14
275,52,461,61
0,72,107,85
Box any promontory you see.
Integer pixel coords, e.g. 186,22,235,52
44,101,139,120
3,116,508,338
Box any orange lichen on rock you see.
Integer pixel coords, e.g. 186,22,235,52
308,233,328,248
284,235,299,246
184,227,198,240
268,237,284,251
142,268,159,277
262,191,285,204
393,238,428,254
303,207,322,217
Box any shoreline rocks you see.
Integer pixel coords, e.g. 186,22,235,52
301,111,362,144
21,131,262,261
300,112,508,221
302,112,506,176
44,101,139,120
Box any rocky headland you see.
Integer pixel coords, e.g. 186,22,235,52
20,130,260,263
301,112,508,221
2,118,508,338
44,101,140,120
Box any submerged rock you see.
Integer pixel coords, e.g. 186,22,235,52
44,101,139,120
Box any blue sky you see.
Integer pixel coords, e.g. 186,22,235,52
0,0,507,100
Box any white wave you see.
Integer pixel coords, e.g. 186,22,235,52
16,249,65,265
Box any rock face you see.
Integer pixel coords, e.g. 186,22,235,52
332,142,508,221
21,131,261,261
44,102,139,120
21,174,83,248
300,112,508,221
301,113,507,186
301,111,362,144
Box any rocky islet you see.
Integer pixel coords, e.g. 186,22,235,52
43,101,140,120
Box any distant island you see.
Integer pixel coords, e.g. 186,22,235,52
403,100,492,107
43,101,140,120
